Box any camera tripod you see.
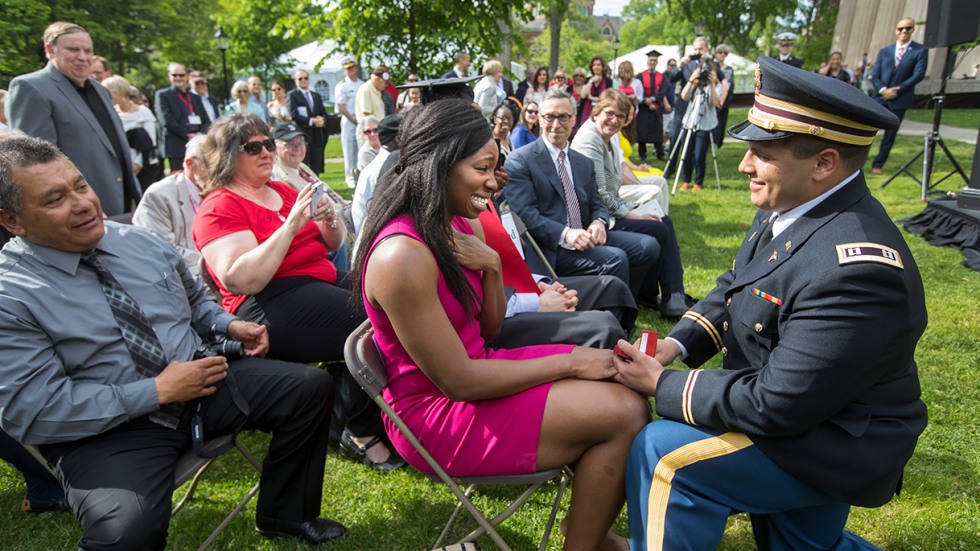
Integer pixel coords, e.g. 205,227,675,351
880,46,969,200
664,83,721,194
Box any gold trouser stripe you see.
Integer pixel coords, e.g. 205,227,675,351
681,370,702,425
647,433,754,551
682,311,723,352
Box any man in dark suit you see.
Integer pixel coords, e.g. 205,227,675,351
155,62,211,172
870,16,927,174
441,51,471,79
773,32,804,68
504,89,658,300
8,21,140,216
615,57,927,551
189,70,220,124
287,69,328,175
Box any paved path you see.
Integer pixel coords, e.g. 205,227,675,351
896,120,977,145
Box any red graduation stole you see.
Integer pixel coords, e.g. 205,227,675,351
478,200,541,294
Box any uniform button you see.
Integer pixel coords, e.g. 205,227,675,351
754,322,763,333
726,297,732,306
722,347,729,357
723,321,729,332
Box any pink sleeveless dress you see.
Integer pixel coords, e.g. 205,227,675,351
363,215,573,476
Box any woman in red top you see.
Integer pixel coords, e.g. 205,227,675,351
193,113,404,470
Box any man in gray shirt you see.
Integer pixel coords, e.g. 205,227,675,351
0,137,346,548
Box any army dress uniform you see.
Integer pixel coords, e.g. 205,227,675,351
626,57,928,551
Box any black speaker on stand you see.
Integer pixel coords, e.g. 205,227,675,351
881,0,979,199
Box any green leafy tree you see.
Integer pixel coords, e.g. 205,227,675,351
618,10,668,53
287,0,533,78
620,0,797,59
0,0,51,87
780,0,840,70
530,8,611,74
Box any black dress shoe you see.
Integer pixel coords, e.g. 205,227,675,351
338,428,407,471
255,514,347,545
22,494,69,513
659,292,690,318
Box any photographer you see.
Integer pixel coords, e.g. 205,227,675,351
666,37,723,175
677,62,721,191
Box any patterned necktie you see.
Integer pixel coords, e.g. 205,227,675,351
557,150,582,229
80,250,184,428
751,217,776,261
895,46,905,67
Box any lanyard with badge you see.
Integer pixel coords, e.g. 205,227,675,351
178,91,202,127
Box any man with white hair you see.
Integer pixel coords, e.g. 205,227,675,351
286,69,328,174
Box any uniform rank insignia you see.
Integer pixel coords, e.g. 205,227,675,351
836,242,904,269
752,288,782,306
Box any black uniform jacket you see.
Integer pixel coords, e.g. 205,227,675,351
660,174,928,507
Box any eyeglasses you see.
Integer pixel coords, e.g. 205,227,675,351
170,73,186,78
192,80,207,86
554,76,567,80
271,87,282,91
540,113,573,124
896,25,914,31
407,77,419,82
239,138,276,155
280,139,306,149
364,128,379,135
601,109,627,122
297,76,309,81
525,109,539,115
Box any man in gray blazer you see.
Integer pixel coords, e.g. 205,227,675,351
7,21,139,216
504,89,658,300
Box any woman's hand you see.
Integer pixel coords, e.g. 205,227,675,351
283,183,315,234
568,347,617,380
453,230,501,273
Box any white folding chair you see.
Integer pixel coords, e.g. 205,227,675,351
344,319,571,551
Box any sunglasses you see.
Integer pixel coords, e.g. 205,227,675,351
239,138,276,155
297,76,309,81
896,25,914,31
525,109,539,115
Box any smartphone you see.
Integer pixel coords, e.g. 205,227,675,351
494,138,506,170
310,182,325,218
613,330,658,361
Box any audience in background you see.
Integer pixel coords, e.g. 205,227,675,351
357,115,382,171
267,81,291,122
287,69,329,175
474,59,506,121
581,55,613,130
157,60,211,172
103,75,163,192
132,134,207,277
491,103,515,157
511,99,541,150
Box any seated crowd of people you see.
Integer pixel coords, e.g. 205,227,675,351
0,17,929,551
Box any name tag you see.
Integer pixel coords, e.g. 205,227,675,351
187,114,202,126
500,212,525,260
298,106,309,118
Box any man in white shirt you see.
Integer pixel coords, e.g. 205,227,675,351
334,58,363,188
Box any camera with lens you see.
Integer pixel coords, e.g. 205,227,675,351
194,333,244,360
697,57,717,87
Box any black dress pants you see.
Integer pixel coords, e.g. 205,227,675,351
236,274,383,437
40,358,333,551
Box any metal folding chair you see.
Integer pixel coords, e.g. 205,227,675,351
343,319,571,551
24,433,263,551
506,210,560,281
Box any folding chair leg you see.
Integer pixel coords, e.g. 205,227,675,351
172,457,218,516
456,481,547,544
196,482,261,551
433,484,477,549
539,469,572,551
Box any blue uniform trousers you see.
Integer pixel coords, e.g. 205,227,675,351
626,420,882,551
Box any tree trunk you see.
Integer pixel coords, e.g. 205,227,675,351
548,0,568,74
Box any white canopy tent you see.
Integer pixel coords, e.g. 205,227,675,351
611,45,757,95
280,40,350,107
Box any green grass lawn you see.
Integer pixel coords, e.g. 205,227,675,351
2,119,978,549
903,108,980,130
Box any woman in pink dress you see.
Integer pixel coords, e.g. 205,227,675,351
352,99,648,550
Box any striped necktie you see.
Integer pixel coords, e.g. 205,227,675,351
557,150,582,229
80,250,184,428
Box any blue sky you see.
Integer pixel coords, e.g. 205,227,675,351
593,0,629,17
